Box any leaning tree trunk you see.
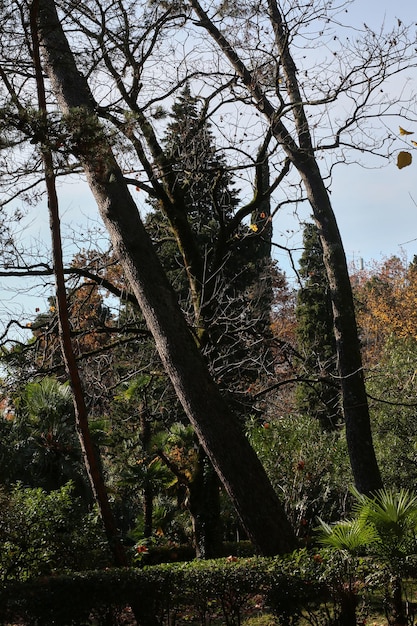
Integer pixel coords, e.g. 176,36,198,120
189,0,383,495
36,0,296,557
267,0,383,494
296,158,383,494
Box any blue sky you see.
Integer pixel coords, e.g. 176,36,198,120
346,0,416,26
333,0,417,265
272,0,417,278
273,152,417,280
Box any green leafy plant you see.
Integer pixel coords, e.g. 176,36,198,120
246,413,350,539
353,488,417,625
317,517,375,626
317,517,377,554
319,488,417,626
0,481,109,582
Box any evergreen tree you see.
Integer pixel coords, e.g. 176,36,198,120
144,86,240,557
141,86,278,556
147,85,275,393
164,83,238,246
296,222,342,429
146,84,239,321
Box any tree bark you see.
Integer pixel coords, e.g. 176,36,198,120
296,158,382,493
190,0,382,495
139,408,154,539
187,447,223,559
30,0,128,568
36,0,296,556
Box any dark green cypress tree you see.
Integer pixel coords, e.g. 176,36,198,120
296,222,342,429
141,86,278,556
143,86,240,558
163,83,238,244
147,85,274,392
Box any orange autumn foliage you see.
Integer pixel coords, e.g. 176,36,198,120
352,254,417,364
32,250,128,371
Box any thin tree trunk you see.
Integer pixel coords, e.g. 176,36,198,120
139,407,154,539
188,447,223,559
30,0,128,568
268,0,382,494
296,159,382,494
338,589,358,626
36,0,296,556
390,576,406,626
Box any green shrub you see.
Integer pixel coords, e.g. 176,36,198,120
242,616,280,626
0,559,277,625
246,414,350,539
0,481,110,582
0,569,144,626
0,551,390,626
139,539,254,565
266,549,330,625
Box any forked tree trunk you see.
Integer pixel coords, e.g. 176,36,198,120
190,0,382,495
36,0,296,556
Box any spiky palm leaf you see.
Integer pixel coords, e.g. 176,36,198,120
317,517,377,554
352,487,417,559
25,377,73,429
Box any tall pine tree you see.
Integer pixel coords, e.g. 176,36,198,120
296,222,342,429
141,86,278,556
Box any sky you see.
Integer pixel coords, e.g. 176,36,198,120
272,154,417,282
1,0,416,338
269,0,417,278
323,0,417,269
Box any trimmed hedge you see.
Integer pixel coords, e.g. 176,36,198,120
0,550,364,626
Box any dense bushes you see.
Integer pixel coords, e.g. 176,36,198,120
3,481,417,625
3,483,417,626
0,481,110,582
0,555,316,626
246,414,351,537
0,551,375,626
4,544,417,625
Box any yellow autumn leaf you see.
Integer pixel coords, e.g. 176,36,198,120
397,151,412,169
412,140,417,147
249,224,258,232
399,126,414,136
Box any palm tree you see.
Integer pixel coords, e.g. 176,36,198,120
13,378,88,496
317,517,376,626
319,488,417,626
354,488,417,626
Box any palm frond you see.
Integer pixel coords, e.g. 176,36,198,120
351,487,417,558
316,517,376,553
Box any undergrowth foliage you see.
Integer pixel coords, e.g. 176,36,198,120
0,481,109,582
0,554,326,626
0,549,409,626
3,488,417,625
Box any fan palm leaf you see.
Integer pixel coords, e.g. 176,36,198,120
352,487,417,559
317,517,377,553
